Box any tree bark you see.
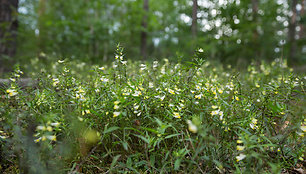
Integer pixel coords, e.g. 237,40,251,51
251,0,258,20
299,0,305,39
251,0,258,36
191,0,198,38
288,0,297,64
251,0,259,58
0,0,18,72
140,0,149,60
38,0,46,53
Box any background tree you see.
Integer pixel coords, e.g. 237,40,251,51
12,0,306,66
140,0,149,60
288,0,298,64
300,0,305,39
37,0,46,53
192,0,198,38
0,0,18,72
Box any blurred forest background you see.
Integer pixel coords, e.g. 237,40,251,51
0,0,305,73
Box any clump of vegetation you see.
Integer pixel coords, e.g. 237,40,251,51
0,46,305,173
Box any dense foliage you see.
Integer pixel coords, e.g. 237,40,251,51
15,0,306,64
1,47,305,173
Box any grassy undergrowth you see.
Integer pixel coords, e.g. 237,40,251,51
0,46,305,173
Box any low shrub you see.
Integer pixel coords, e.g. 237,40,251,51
0,46,305,173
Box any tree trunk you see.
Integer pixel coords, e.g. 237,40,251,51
251,0,259,59
299,0,305,39
140,0,149,60
191,0,197,38
251,0,258,36
89,5,100,59
103,42,108,62
0,0,18,72
288,0,297,64
38,0,46,53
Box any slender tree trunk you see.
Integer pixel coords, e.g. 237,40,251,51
300,0,305,39
89,5,99,59
288,0,297,64
251,0,258,36
0,0,18,72
103,42,108,62
251,0,259,59
191,0,198,38
103,3,109,62
140,0,149,60
38,0,46,53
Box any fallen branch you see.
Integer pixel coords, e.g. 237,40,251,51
0,78,37,89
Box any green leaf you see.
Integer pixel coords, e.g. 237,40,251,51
133,134,149,144
174,159,181,170
125,127,144,134
140,127,158,134
150,154,155,167
165,133,180,139
103,126,119,134
121,141,129,151
90,155,99,160
110,155,121,170
126,157,132,168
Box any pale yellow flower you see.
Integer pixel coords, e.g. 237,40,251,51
132,90,142,96
51,122,60,127
237,145,245,151
236,153,246,162
46,126,53,132
187,120,198,133
149,82,154,88
211,105,218,109
36,126,46,131
6,89,17,96
173,112,181,119
113,112,121,117
232,96,239,101
52,78,59,86
46,135,56,141
78,89,85,93
301,125,306,132
168,89,175,94
34,138,41,143
237,140,243,144
114,105,119,110
195,94,202,99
